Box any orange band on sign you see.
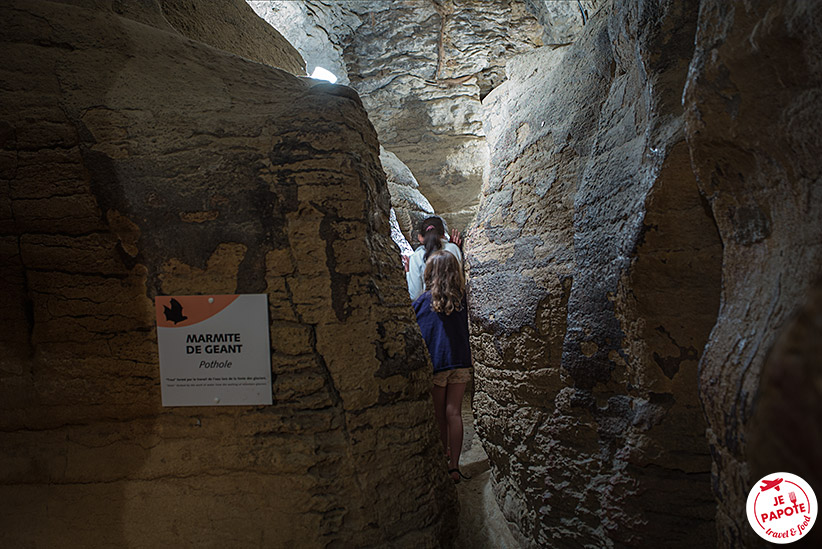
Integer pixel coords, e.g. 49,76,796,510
155,295,240,328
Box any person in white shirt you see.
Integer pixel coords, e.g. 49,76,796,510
405,216,463,302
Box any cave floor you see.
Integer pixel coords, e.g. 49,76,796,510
454,399,520,549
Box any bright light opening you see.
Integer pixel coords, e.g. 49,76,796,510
310,66,338,84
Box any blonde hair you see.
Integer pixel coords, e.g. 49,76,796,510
424,251,464,314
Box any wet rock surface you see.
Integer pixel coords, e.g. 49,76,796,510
0,1,455,546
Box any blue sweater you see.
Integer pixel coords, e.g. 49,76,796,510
412,292,472,372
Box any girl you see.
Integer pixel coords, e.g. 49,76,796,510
413,251,472,483
405,216,463,301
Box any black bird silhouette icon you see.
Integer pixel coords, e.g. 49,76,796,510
163,298,188,324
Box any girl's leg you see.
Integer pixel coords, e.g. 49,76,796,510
431,385,448,455
445,382,467,477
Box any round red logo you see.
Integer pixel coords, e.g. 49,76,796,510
746,472,817,543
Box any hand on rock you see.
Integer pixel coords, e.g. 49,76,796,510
450,229,463,249
402,254,410,273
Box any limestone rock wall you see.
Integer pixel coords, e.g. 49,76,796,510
247,0,359,85
342,0,543,232
248,0,586,231
54,0,305,74
523,0,605,44
471,0,822,546
380,146,435,247
0,1,455,546
684,0,822,545
470,1,721,546
160,0,306,74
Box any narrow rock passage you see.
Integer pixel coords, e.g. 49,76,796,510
454,398,520,549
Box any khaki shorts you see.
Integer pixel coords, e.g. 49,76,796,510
432,368,472,387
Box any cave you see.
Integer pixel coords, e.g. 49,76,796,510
1,0,821,547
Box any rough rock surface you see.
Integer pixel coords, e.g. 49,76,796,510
343,0,543,232
56,0,305,74
248,1,563,231
454,402,520,549
248,0,358,84
469,1,720,546
0,1,455,546
381,146,435,247
160,0,306,74
523,0,605,44
684,0,822,545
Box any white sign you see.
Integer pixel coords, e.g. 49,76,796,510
155,294,272,406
